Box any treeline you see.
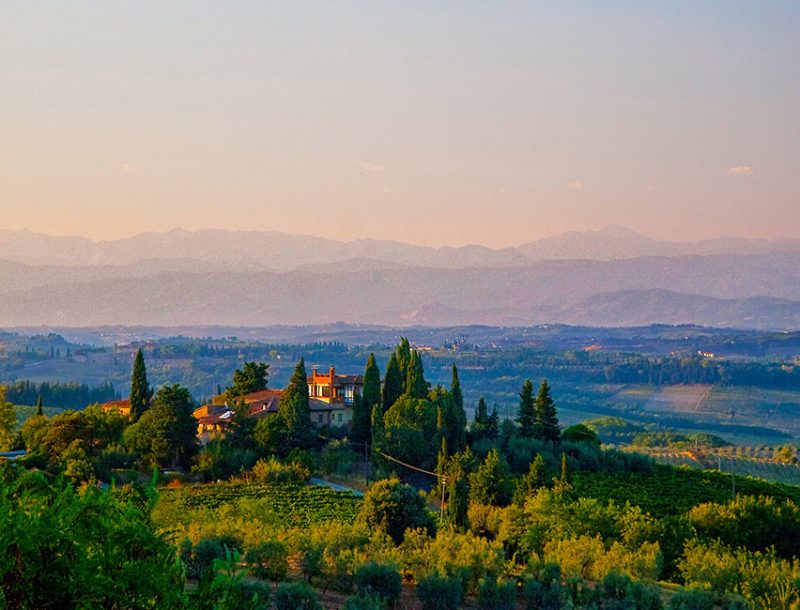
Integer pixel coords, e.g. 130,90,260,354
3,380,119,408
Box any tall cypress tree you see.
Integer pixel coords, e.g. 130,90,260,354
370,404,385,464
534,379,560,447
396,338,412,393
382,352,403,412
35,395,43,417
357,354,381,445
450,365,467,452
129,349,153,422
405,351,429,399
474,397,488,425
517,379,535,437
279,358,310,427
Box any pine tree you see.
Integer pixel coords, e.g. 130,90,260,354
226,361,269,401
487,407,500,441
357,354,381,445
534,379,560,447
129,349,153,422
517,379,535,437
35,395,43,417
474,397,488,426
513,453,549,504
405,351,429,399
382,352,403,412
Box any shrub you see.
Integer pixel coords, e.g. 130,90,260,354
343,593,388,610
523,563,566,610
668,588,714,610
477,576,517,610
416,573,464,610
355,562,402,606
249,456,310,485
359,478,435,544
181,535,242,580
274,581,322,610
246,540,289,582
599,571,662,610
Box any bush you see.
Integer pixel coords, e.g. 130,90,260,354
523,563,566,610
249,456,310,485
416,574,464,610
246,540,289,582
343,593,388,610
355,562,402,606
181,535,242,580
599,571,662,610
274,581,322,610
477,576,517,610
359,478,435,544
668,588,714,610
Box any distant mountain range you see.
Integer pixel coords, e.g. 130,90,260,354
0,227,798,329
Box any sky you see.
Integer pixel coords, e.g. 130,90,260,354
1,1,798,248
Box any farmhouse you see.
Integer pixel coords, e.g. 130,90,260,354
194,384,353,443
100,399,132,418
308,366,363,407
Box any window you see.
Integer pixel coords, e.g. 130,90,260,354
318,414,324,423
338,412,343,423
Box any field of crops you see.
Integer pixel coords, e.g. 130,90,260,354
162,482,362,527
572,464,800,517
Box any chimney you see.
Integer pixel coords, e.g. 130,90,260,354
329,366,335,380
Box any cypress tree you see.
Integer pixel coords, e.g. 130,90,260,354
487,407,499,441
517,379,535,437
279,357,310,429
534,379,560,447
449,365,467,452
357,354,381,444
513,453,549,504
382,352,403,412
396,338,412,393
370,404,385,464
129,349,153,422
474,397,488,425
405,351,429,399
35,395,43,417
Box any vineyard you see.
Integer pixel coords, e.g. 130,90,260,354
572,464,800,517
160,482,362,527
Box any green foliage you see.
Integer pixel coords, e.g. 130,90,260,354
477,576,517,610
129,348,153,421
343,593,388,610
469,448,513,506
562,423,600,445
382,395,439,469
405,350,429,399
514,453,550,504
534,379,560,447
355,561,402,606
678,539,800,608
517,379,536,438
192,439,257,482
599,571,662,610
165,481,360,526
667,588,715,610
469,397,499,443
180,535,242,580
200,547,271,610
688,495,800,558
249,456,310,484
246,540,289,582
382,352,403,412
523,563,566,610
0,466,184,609
416,573,464,610
125,384,198,470
357,353,381,445
359,478,435,544
273,580,322,610
226,361,269,401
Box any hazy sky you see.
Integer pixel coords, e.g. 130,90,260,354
1,1,798,247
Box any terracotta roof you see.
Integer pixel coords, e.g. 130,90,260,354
307,374,363,386
240,389,283,403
